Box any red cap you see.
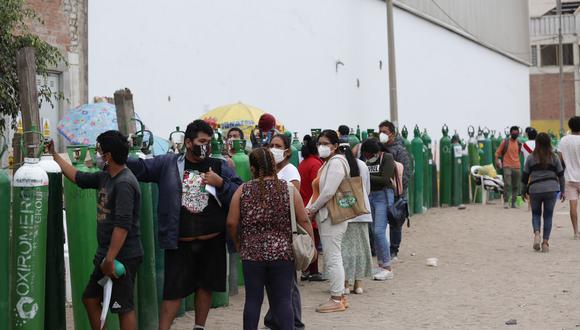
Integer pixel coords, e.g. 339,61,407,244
258,113,276,131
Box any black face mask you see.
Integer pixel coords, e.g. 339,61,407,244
510,133,519,140
190,144,209,159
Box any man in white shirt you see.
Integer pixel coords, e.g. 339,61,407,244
522,127,537,161
558,117,580,239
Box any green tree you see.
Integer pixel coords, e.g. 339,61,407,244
0,0,65,134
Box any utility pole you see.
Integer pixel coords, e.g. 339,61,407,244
386,0,399,129
558,0,564,132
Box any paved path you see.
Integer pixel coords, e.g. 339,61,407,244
171,202,580,329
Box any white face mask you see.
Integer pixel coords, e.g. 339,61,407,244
270,148,287,164
379,132,389,143
367,154,379,163
318,145,332,159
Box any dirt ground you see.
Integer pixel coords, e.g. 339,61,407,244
66,201,580,329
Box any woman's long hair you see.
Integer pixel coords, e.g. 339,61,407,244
532,132,553,166
301,135,318,158
249,147,284,207
318,129,360,177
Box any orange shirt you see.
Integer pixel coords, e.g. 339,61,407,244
495,139,520,169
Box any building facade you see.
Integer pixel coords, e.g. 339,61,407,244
88,0,530,141
529,0,580,133
23,0,88,151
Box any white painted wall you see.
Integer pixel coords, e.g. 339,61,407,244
89,0,529,141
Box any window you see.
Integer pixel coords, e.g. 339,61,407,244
540,44,574,66
531,45,538,66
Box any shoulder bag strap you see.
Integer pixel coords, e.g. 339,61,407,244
288,183,297,234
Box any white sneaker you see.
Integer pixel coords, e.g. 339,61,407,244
373,269,394,281
391,256,399,263
354,287,364,294
343,287,350,295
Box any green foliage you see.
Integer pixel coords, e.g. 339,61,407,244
0,0,66,134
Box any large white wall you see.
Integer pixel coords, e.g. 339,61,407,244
89,0,529,140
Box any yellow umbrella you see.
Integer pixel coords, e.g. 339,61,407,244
200,102,284,138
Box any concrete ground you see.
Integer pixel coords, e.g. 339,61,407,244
66,201,580,329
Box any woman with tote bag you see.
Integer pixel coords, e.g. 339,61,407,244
306,130,368,313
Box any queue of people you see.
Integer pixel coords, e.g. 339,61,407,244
48,114,580,329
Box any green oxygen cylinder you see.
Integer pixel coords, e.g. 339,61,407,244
292,132,302,152
451,132,463,206
232,140,252,182
468,126,482,203
439,125,452,207
206,128,231,307
355,125,361,141
366,129,375,140
64,146,97,330
361,129,368,141
461,140,471,204
151,182,164,306
0,137,10,329
10,132,49,330
348,128,360,149
230,139,249,288
130,130,159,329
411,126,425,214
310,129,322,139
290,133,300,167
37,133,66,330
211,130,225,160
401,126,415,214
476,127,484,165
421,129,433,209
481,128,492,165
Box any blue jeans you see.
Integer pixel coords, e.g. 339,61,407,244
369,189,394,267
530,191,558,240
243,260,295,330
263,275,304,329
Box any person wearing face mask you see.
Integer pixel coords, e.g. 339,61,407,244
126,120,242,330
264,133,304,329
360,138,396,280
49,130,143,330
298,135,324,282
378,120,411,261
227,148,314,330
306,130,361,313
269,134,301,190
495,126,523,209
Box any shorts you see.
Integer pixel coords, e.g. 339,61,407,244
83,256,142,314
565,181,580,200
163,234,227,300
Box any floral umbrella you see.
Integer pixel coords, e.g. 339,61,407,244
57,103,168,154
